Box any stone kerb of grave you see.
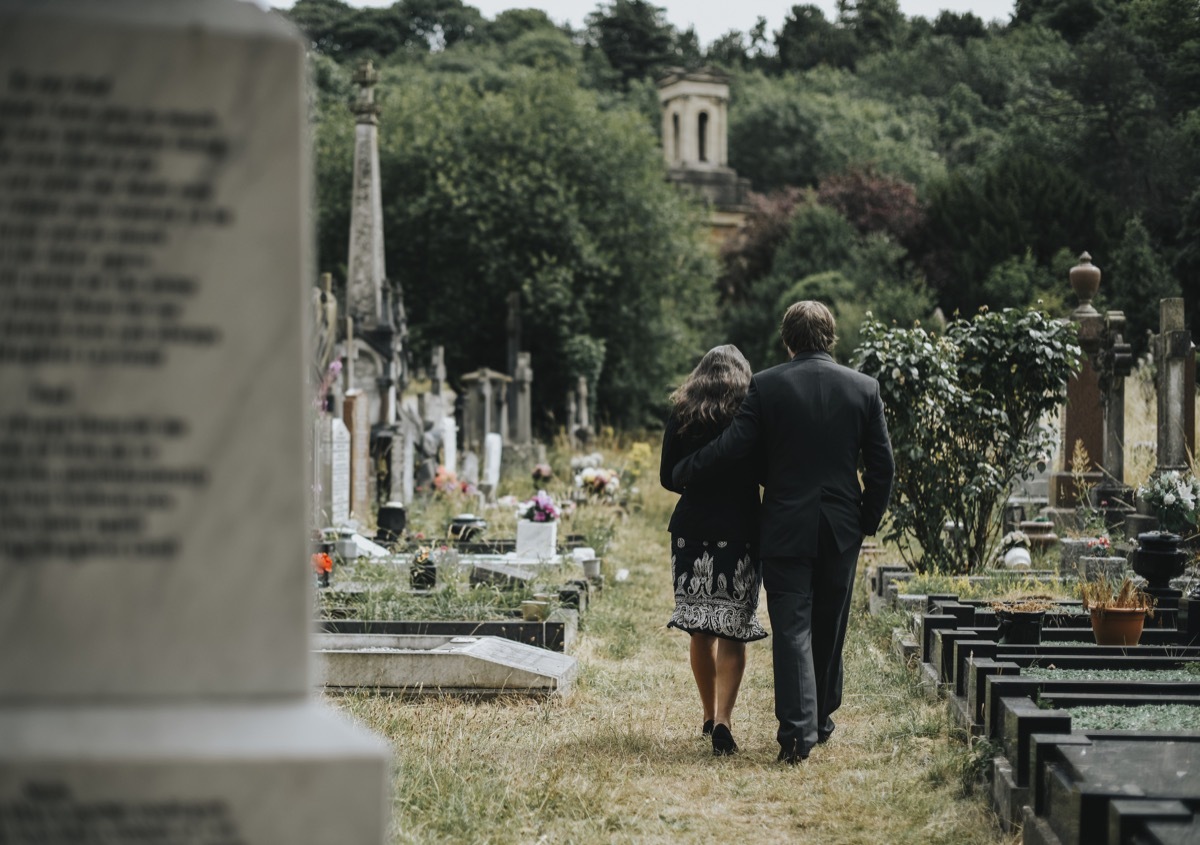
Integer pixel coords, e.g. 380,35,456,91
0,3,388,842
313,634,578,696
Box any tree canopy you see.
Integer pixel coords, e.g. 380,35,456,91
287,0,1198,427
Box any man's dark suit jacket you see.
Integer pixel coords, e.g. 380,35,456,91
672,351,894,559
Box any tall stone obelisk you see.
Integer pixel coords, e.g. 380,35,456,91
344,59,407,508
347,59,386,329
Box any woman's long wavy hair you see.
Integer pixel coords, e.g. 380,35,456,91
669,344,752,433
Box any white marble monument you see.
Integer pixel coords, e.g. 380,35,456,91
0,1,389,841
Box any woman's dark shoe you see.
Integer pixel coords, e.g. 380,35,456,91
712,723,738,756
702,719,714,737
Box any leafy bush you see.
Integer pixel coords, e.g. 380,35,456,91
855,307,1080,573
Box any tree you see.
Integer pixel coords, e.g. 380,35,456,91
837,0,905,56
1108,215,1180,353
728,69,945,192
919,152,1117,313
932,11,988,43
315,65,718,428
775,5,856,71
584,0,676,89
816,166,924,242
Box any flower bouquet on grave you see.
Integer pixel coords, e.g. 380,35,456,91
1137,470,1200,538
516,491,561,560
311,552,333,588
434,465,477,499
575,467,621,502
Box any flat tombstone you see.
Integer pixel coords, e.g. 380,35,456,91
0,1,387,841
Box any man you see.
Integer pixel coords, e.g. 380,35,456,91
672,301,894,763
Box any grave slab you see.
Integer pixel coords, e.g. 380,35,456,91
314,633,578,695
1034,734,1200,845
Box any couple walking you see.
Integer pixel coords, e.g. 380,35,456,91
660,301,895,762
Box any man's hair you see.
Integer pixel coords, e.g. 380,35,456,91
780,300,837,354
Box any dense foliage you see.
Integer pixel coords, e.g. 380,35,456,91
855,308,1081,573
285,0,1196,427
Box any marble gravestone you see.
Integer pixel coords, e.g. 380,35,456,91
0,2,389,842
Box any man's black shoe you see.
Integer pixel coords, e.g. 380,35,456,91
777,741,809,765
817,728,834,744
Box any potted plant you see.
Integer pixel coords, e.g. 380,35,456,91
991,597,1054,644
1080,575,1155,645
516,490,561,560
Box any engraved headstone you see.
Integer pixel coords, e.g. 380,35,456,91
484,431,503,489
0,1,388,841
320,415,352,526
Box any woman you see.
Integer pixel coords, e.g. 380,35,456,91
660,344,766,756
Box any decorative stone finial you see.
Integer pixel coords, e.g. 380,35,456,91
1070,251,1104,355
1069,251,1101,312
352,59,380,123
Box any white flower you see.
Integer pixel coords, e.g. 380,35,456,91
1164,492,1177,505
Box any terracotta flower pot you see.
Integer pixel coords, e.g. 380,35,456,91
1089,607,1146,645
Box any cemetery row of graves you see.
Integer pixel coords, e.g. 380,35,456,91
310,444,638,699
867,538,1200,845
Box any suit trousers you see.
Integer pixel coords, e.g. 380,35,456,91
761,515,861,751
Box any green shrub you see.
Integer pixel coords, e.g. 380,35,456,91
855,307,1080,573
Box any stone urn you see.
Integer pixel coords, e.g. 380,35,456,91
1069,252,1102,311
447,513,487,542
1133,532,1189,590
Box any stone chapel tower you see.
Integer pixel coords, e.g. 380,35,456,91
657,68,751,242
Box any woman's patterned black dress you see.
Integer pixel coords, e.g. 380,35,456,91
660,413,766,642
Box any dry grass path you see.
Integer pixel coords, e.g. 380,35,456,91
333,483,1015,844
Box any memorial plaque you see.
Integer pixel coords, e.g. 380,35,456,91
0,0,315,699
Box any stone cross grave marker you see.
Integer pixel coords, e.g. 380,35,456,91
0,1,388,841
